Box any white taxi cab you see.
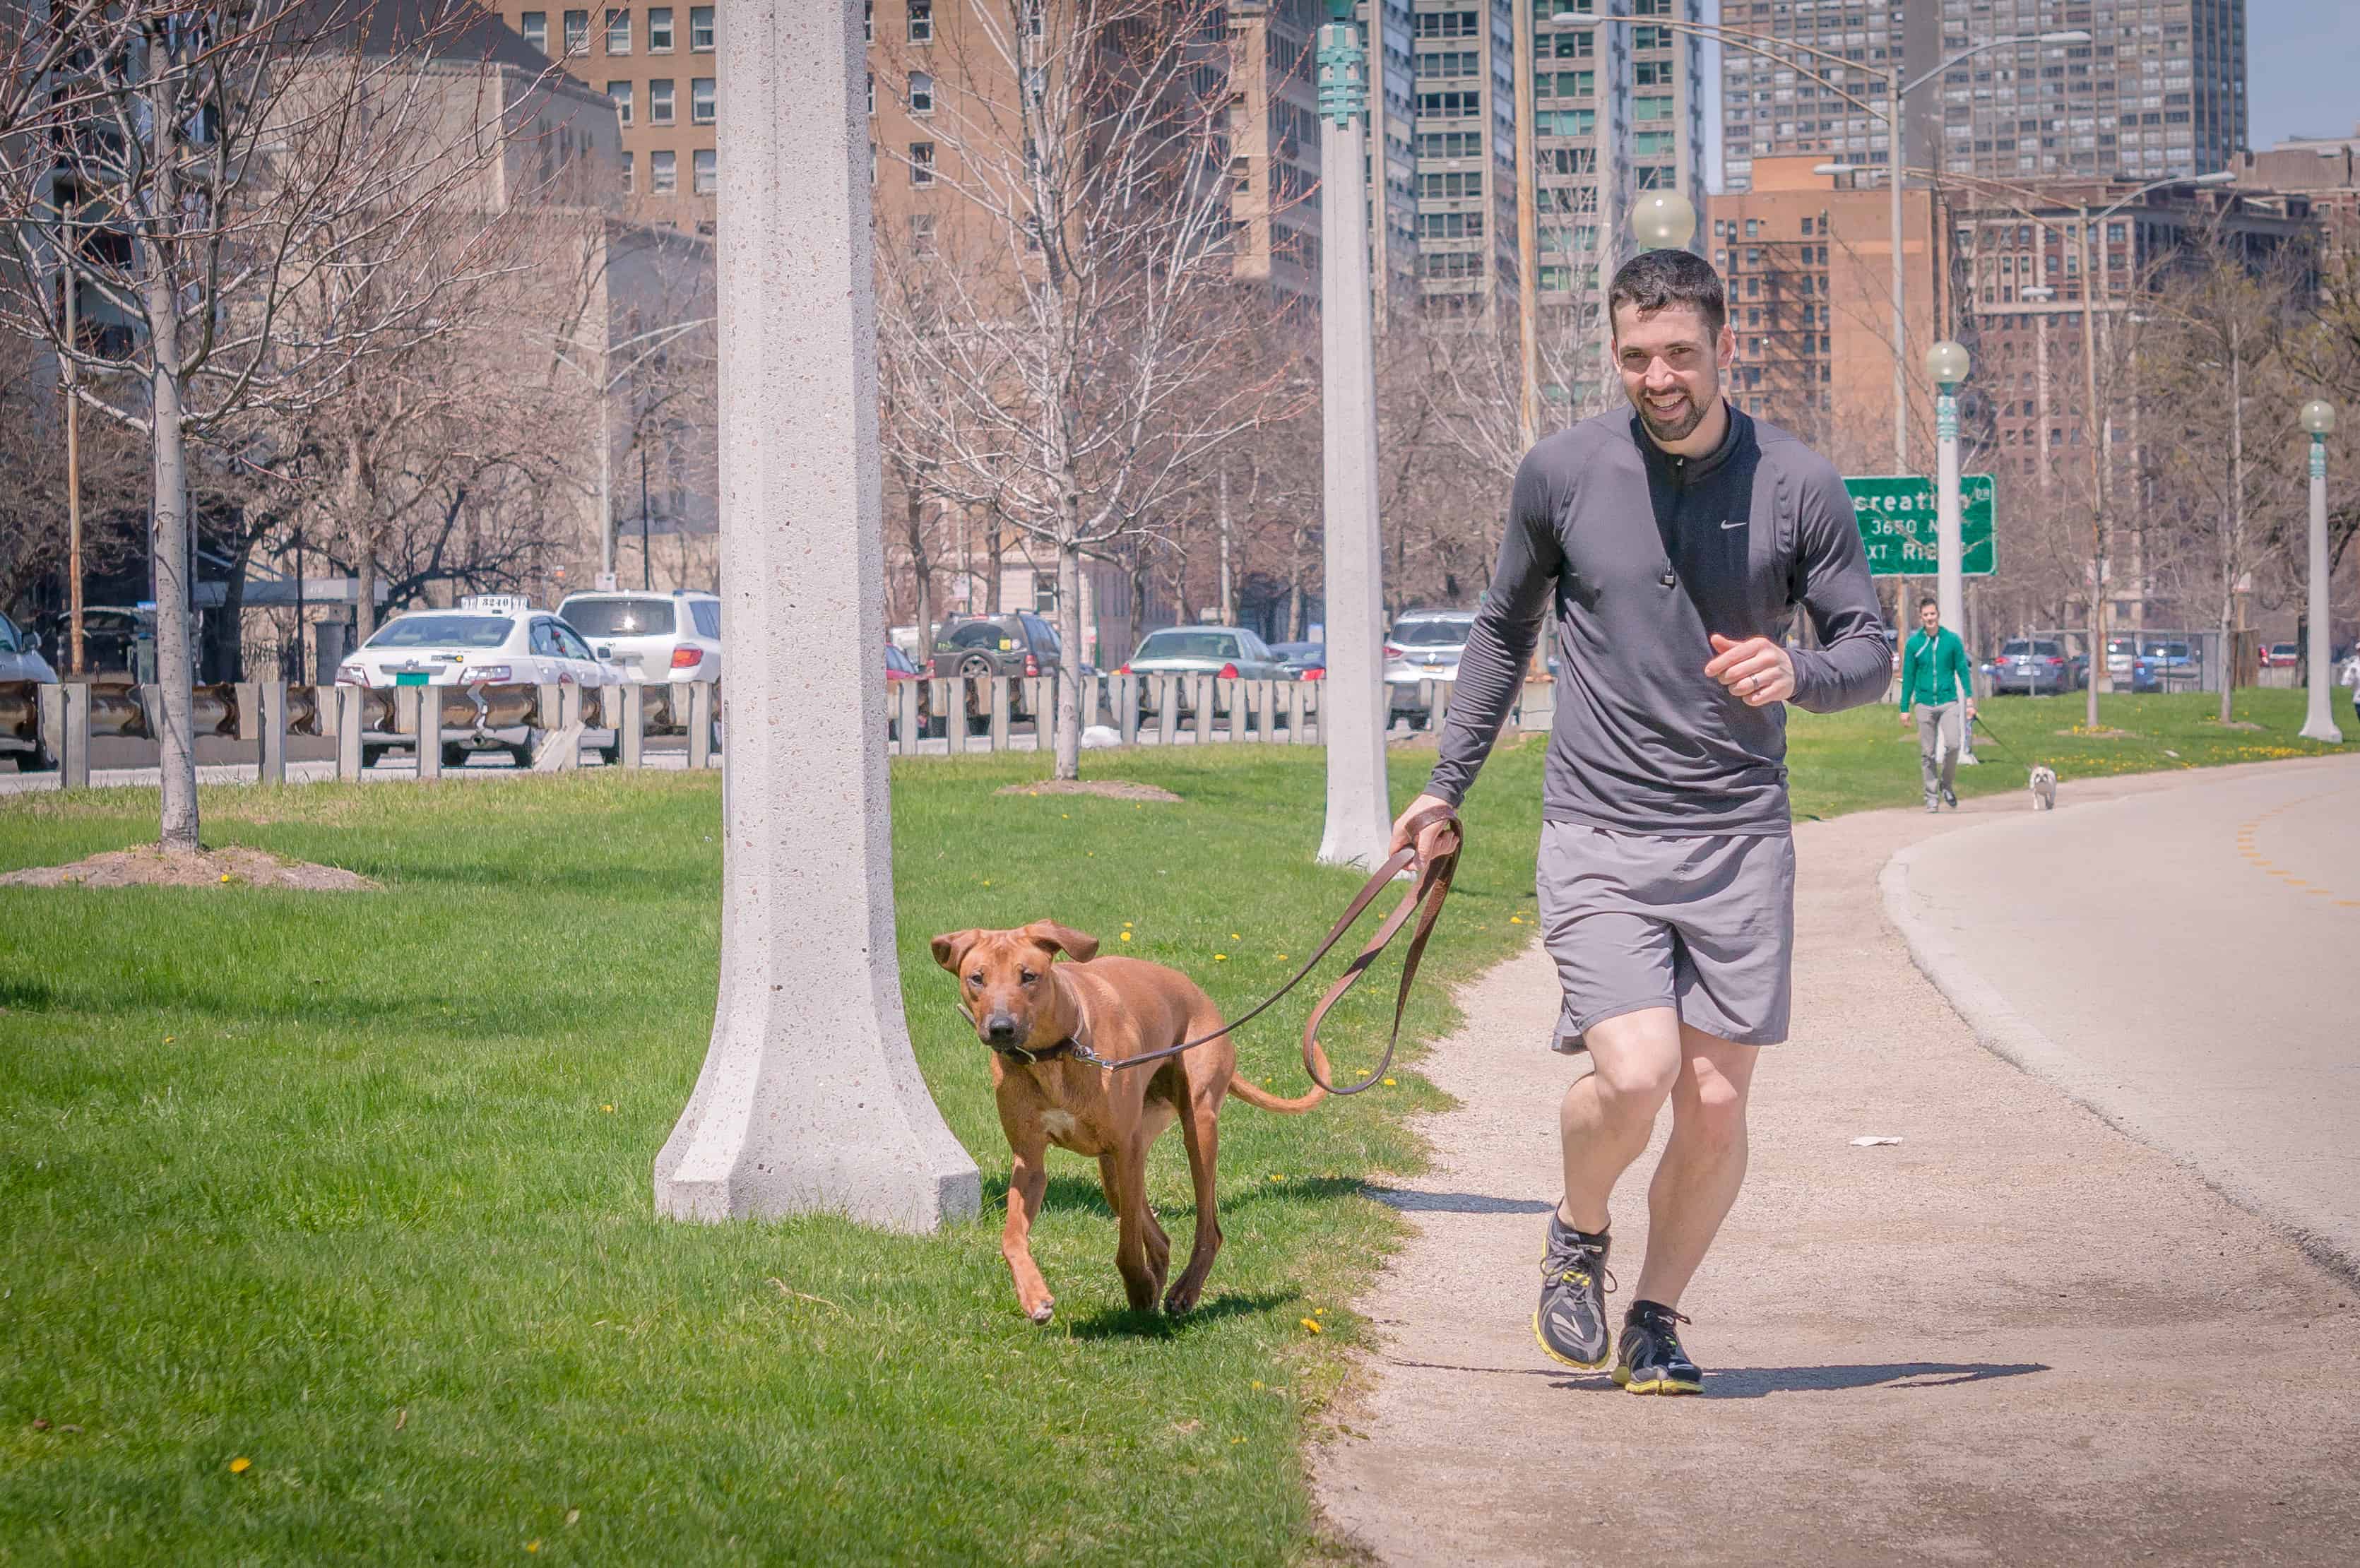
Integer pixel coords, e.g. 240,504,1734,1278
335,597,622,768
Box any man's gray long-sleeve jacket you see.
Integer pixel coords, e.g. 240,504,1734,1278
1425,405,1892,836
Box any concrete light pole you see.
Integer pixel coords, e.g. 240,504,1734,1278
1927,338,1976,764
1315,0,1390,871
2299,398,2342,744
653,0,979,1233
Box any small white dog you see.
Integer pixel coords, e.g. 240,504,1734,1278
2029,765,2058,811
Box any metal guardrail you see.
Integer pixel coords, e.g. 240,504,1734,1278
1,673,1558,788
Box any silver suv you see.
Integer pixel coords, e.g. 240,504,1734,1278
555,590,721,686
1384,610,1476,729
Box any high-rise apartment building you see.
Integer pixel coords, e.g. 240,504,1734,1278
1402,1,1702,331
492,1,719,232
1227,3,1326,296
1406,0,1517,315
1363,0,1423,322
1722,1,2247,194
1531,1,1707,321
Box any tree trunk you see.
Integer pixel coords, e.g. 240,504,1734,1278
905,477,932,648
1054,538,1084,780
1217,464,1234,624
985,518,1003,613
144,71,198,855
2218,580,2236,725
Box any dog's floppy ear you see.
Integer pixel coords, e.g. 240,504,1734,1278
1024,920,1100,963
930,929,982,973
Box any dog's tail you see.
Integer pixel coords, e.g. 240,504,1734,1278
1226,1035,1331,1115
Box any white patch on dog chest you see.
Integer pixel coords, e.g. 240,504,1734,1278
1041,1110,1079,1141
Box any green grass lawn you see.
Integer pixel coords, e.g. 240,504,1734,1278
0,688,2343,1564
1784,685,2350,819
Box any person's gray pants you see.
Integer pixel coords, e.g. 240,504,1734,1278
1917,701,1962,802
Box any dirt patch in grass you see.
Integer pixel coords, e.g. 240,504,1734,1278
0,844,378,891
2055,726,2135,740
2205,720,2265,732
995,778,1182,803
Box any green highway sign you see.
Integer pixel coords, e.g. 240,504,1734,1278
1844,474,1997,577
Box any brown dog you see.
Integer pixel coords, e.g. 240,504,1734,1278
930,920,1330,1321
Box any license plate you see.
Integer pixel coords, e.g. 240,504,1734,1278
395,672,429,687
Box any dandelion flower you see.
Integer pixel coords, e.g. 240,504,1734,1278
1382,1077,1397,1087
229,1457,251,1474
1214,954,1227,961
1300,1318,1323,1335
1119,932,1132,942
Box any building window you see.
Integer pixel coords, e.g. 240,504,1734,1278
563,9,588,54
605,8,629,53
648,78,674,123
909,141,935,186
908,0,932,44
693,148,716,194
1415,210,1482,239
621,150,634,193
607,80,632,125
520,11,547,52
651,148,677,193
911,214,937,257
691,77,714,124
648,6,672,49
908,70,933,114
690,5,712,49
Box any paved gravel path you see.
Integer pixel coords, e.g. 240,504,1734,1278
1315,759,2360,1567
1889,754,2360,1277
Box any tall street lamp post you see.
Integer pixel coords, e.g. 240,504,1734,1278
1315,0,1390,870
1512,0,1540,449
2299,399,2342,744
653,0,978,1233
1926,338,1976,764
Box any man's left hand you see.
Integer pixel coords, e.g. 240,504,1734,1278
1706,634,1796,708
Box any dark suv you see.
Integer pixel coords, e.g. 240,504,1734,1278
929,612,1073,732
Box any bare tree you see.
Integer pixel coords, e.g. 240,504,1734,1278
872,0,1297,779
2137,234,2308,720
0,0,587,849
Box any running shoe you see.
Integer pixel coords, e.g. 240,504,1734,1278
1942,786,1959,809
1532,1213,1613,1370
1613,1300,1702,1395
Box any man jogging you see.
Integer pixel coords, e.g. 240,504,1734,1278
1388,249,1890,1395
1899,597,1974,812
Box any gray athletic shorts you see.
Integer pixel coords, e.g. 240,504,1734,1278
1535,819,1796,1052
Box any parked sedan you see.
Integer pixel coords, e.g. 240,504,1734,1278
1269,640,1326,679
1120,625,1288,718
1384,610,1477,727
336,598,620,768
1987,638,2080,696
2263,641,2301,670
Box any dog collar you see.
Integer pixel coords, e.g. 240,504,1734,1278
989,1038,1081,1066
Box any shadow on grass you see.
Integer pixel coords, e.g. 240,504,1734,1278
981,1173,1369,1220
1064,1288,1303,1341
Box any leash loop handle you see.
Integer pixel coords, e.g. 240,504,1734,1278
1079,804,1461,1098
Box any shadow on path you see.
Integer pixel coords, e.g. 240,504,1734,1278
1382,1360,2051,1401
1547,1362,2053,1399
1364,1188,1557,1215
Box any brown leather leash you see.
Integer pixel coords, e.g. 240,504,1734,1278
1067,804,1462,1098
